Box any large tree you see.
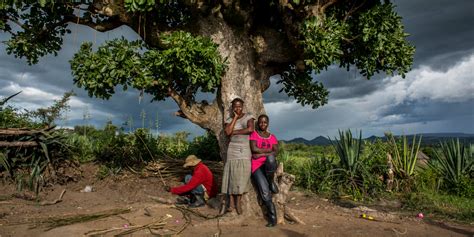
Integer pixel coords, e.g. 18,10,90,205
1,0,414,158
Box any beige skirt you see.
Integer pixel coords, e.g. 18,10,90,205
221,159,251,194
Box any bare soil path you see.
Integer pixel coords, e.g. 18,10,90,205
1,164,473,237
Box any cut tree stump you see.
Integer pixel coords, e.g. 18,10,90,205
218,163,302,225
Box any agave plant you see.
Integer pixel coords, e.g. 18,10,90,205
386,133,422,179
429,139,473,188
0,152,10,175
330,130,363,174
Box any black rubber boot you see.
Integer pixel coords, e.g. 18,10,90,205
265,201,277,227
176,196,191,205
188,194,205,208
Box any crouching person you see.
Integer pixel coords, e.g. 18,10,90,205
165,155,217,208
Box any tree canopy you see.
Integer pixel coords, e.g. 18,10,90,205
1,0,414,107
1,0,415,154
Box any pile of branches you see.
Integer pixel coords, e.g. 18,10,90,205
0,127,76,193
143,159,223,180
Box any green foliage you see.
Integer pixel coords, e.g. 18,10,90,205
187,131,220,161
326,130,384,199
156,131,190,158
348,3,415,78
66,133,95,163
416,165,441,192
278,65,329,109
31,91,75,126
301,15,347,73
360,139,390,177
279,151,333,193
300,2,414,79
66,123,220,173
0,106,40,128
331,130,363,173
70,39,149,99
2,1,72,64
3,1,415,117
96,164,122,180
428,139,473,197
70,31,226,102
387,133,421,179
280,137,383,200
402,190,474,222
1,129,71,194
124,0,156,12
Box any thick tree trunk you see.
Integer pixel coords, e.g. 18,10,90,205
172,16,266,161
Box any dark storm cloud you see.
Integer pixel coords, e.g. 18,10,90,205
374,100,474,127
393,0,474,70
263,69,386,103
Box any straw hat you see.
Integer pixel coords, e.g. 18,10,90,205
183,155,201,167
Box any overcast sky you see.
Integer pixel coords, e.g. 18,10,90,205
1,0,473,140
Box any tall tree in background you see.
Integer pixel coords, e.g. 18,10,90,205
0,0,414,158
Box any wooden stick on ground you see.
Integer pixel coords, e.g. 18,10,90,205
136,134,167,186
40,189,66,206
148,195,174,205
284,206,306,225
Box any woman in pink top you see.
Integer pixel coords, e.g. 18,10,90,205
249,114,279,227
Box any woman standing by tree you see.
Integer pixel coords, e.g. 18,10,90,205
249,114,279,227
220,98,254,215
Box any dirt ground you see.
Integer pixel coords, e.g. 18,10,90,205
0,164,473,237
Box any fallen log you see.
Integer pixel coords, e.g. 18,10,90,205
0,127,55,136
0,141,38,147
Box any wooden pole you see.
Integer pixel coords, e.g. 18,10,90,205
0,141,38,147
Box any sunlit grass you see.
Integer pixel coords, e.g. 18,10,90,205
403,190,474,223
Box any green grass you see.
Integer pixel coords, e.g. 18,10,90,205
403,189,474,223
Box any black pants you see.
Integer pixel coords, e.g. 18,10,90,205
265,154,277,176
253,154,278,201
252,166,272,202
252,162,278,225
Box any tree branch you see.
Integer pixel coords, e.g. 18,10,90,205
343,0,366,21
320,0,339,14
5,13,26,30
167,87,218,129
63,15,123,32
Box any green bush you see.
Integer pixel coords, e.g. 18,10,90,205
156,131,190,158
66,133,95,163
279,151,333,193
328,130,383,199
360,139,390,177
416,166,441,192
0,106,41,128
188,131,220,161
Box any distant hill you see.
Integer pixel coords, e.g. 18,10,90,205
283,136,331,145
282,133,474,146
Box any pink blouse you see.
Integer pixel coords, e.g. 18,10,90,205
249,131,278,173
